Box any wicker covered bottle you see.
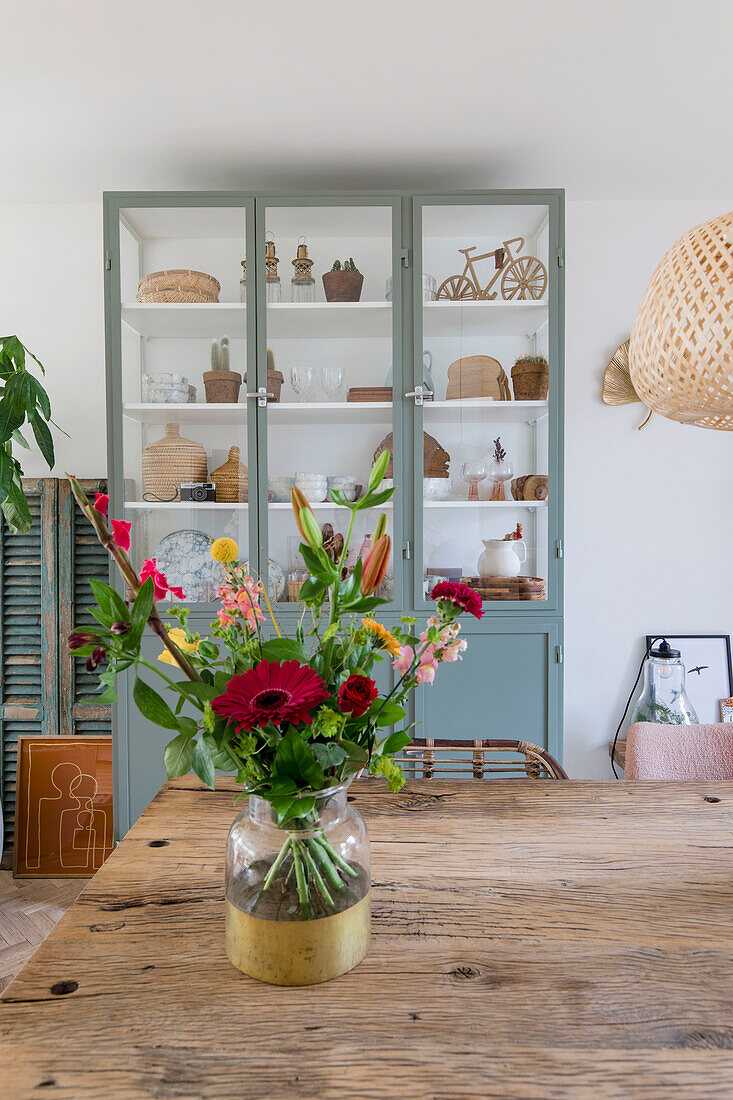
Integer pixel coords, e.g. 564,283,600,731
142,423,207,502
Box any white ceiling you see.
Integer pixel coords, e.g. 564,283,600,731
2,0,731,204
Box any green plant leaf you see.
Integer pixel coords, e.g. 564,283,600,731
274,727,324,789
197,640,219,660
173,679,217,706
191,737,216,789
337,738,369,769
261,637,308,663
28,376,51,420
164,731,193,778
298,576,327,603
0,448,16,498
0,398,24,444
133,676,180,730
379,729,412,755
312,742,348,770
2,478,32,532
3,372,33,417
0,336,25,372
372,700,406,727
29,411,54,469
131,578,155,630
11,428,30,450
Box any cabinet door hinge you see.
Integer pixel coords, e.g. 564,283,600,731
555,538,563,559
402,540,412,560
104,249,112,271
555,645,563,664
556,246,564,269
401,248,410,269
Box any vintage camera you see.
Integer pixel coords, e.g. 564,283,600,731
180,481,216,503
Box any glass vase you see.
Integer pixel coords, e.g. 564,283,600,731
225,781,370,985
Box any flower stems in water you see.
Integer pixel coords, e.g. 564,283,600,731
260,828,358,918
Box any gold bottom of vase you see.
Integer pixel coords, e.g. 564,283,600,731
225,890,371,986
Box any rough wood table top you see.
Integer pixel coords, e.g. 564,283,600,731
2,777,733,1099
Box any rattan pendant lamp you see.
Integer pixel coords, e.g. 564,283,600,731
629,210,733,429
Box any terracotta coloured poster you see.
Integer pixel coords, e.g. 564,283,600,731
13,737,114,878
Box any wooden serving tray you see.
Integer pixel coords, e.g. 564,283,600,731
347,387,393,402
462,575,547,601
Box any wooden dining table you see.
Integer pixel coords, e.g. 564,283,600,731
2,775,733,1098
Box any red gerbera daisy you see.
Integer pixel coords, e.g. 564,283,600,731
212,660,329,733
430,580,483,620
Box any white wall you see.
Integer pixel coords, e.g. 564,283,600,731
0,204,106,477
2,198,731,777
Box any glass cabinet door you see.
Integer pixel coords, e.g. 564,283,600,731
413,195,560,611
114,199,258,607
254,198,403,612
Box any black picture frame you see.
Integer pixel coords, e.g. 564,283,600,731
646,635,733,724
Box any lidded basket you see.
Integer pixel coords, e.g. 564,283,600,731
210,446,248,503
137,270,220,304
142,423,207,502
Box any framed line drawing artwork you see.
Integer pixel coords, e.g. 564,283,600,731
13,736,114,878
646,635,733,726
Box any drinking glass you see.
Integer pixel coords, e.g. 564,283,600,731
290,365,317,401
321,365,345,400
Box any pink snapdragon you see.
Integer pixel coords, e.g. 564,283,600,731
420,616,468,664
216,578,264,632
393,643,439,685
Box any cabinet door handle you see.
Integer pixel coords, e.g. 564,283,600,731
246,387,275,407
404,385,433,406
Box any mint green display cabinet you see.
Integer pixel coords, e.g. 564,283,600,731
103,190,564,837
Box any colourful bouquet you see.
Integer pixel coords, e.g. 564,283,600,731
68,453,481,916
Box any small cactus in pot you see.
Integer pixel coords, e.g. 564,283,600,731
322,257,364,302
204,335,242,404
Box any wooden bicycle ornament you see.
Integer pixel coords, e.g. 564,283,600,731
436,237,547,301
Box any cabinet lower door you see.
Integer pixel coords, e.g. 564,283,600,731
415,624,562,761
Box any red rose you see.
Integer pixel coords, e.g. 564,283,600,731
338,674,378,718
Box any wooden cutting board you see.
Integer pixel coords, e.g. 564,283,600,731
446,356,510,400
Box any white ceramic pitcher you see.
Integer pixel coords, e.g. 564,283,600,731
477,538,527,579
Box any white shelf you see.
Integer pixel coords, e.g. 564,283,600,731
121,301,393,340
124,501,248,510
424,399,547,424
268,402,393,426
423,499,547,509
122,303,246,339
423,299,547,338
123,500,393,511
124,403,246,425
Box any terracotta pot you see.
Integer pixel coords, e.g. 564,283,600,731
322,271,364,303
203,370,241,404
243,370,284,403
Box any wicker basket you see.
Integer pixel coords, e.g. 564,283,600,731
137,270,220,304
462,575,547,601
287,578,306,602
141,423,208,502
511,358,549,401
210,446,248,503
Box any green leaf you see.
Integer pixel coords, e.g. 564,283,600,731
272,794,316,826
29,411,54,469
0,398,24,445
11,428,30,450
356,486,394,511
207,738,238,772
0,336,25,372
379,730,412,756
97,685,118,705
3,371,33,417
131,578,155,631
173,679,217,705
0,448,16,498
300,544,337,581
28,376,51,420
274,727,324,789
261,637,308,663
164,732,193,778
132,676,179,730
312,742,348,770
198,640,219,660
298,576,327,603
337,738,369,769
1,478,32,532
89,578,129,623
191,738,216,789
372,700,406,727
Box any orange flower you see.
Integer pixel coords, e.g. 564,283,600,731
361,534,391,595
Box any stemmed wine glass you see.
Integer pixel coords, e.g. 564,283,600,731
290,365,317,402
320,365,345,401
461,458,487,502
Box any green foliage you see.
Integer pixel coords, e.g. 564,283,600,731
330,258,360,274
0,336,59,532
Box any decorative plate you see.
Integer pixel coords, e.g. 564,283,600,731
153,530,224,603
243,558,286,603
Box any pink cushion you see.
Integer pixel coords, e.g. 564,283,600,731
626,723,733,780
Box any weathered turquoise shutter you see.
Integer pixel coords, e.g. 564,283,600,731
58,479,112,737
0,478,111,850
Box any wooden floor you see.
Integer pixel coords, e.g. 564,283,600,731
0,869,88,993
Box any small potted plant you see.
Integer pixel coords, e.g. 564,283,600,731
203,336,242,403
511,354,549,401
322,258,364,303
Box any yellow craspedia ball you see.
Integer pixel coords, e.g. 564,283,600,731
210,537,239,563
